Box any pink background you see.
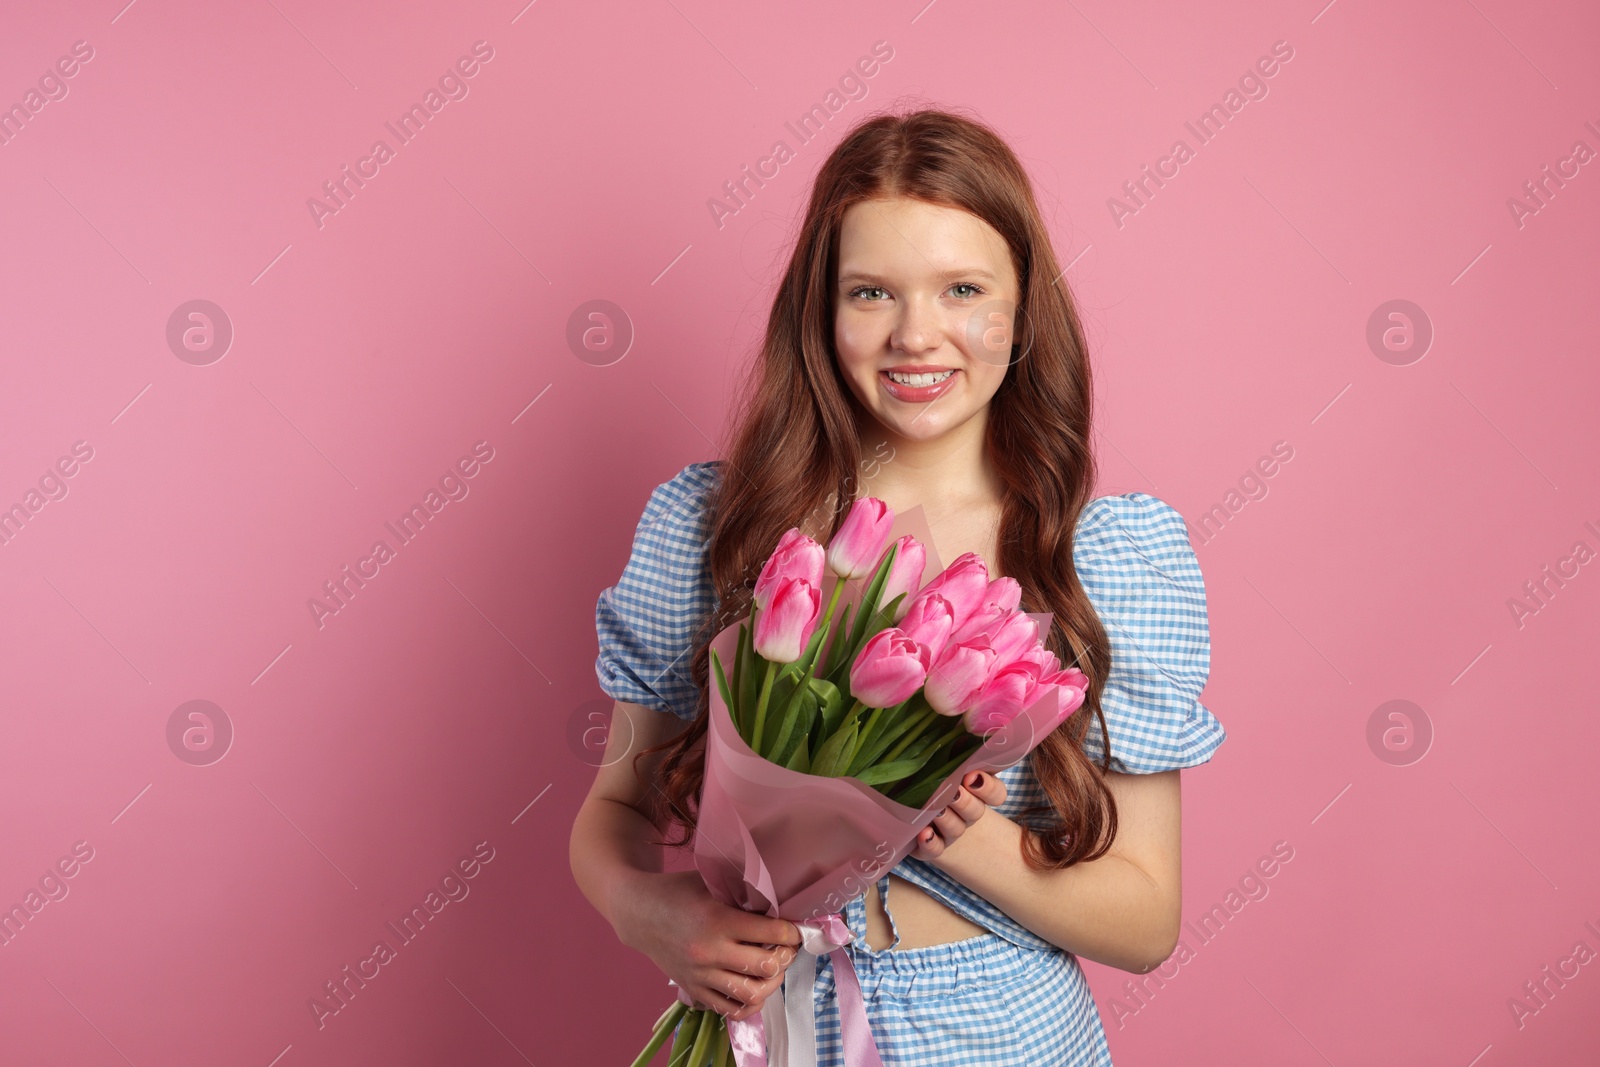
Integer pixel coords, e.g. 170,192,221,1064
1,0,1596,1064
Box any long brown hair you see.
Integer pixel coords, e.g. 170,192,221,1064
634,105,1118,871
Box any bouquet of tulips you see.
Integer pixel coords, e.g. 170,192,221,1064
631,498,1088,1067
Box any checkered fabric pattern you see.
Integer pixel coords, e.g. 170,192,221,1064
815,873,1113,1066
596,461,1227,1064
593,461,722,716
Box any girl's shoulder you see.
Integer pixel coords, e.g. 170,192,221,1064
1072,491,1205,608
637,460,722,531
592,461,722,721
1074,491,1197,566
1070,491,1226,773
621,460,724,571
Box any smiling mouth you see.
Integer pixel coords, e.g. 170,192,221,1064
884,369,955,386
878,367,959,405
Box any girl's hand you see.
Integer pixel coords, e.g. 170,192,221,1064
612,870,801,1022
911,770,1007,862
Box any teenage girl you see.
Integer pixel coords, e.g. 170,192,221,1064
570,107,1226,1066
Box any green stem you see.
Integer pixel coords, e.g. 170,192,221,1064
631,1001,688,1067
749,661,777,756
667,1007,703,1066
813,578,846,676
882,704,940,763
844,704,889,776
838,698,866,733
686,1008,718,1065
894,723,977,805
847,696,915,775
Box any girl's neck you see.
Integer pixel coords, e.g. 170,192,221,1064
854,406,1003,513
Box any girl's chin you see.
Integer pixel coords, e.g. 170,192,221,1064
869,407,961,442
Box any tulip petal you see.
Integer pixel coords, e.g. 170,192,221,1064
753,577,820,664
827,498,895,580
849,627,931,708
754,528,826,611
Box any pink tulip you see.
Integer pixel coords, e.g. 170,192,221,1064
1012,639,1060,678
753,577,820,664
754,528,825,610
947,602,1002,645
1023,645,1088,693
950,605,1039,664
828,498,894,579
898,592,956,661
1023,644,1058,679
963,658,1047,735
924,637,997,717
1045,665,1090,692
983,576,1022,613
877,535,926,620
1046,672,1090,728
915,552,991,630
849,628,931,708
964,654,1091,735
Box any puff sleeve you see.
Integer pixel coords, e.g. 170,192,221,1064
593,462,722,720
1071,492,1226,773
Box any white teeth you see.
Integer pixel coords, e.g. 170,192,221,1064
886,370,955,387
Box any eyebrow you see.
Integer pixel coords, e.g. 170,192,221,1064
837,267,1000,286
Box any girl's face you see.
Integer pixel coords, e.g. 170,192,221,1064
832,196,1021,445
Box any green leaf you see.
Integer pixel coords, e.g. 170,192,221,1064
782,723,813,772
843,705,887,778
809,677,845,738
819,602,852,678
842,544,899,658
893,733,982,806
834,592,908,687
811,720,858,777
710,650,735,726
737,611,761,728
890,727,949,772
846,698,913,777
775,692,818,767
907,715,951,754
761,670,803,750
793,608,832,676
852,754,934,786
765,657,816,759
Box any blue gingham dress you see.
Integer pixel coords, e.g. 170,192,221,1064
595,461,1227,1066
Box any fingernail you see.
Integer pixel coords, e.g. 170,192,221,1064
973,773,985,787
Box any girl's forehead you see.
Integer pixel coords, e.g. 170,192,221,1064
836,200,1015,281
839,196,992,238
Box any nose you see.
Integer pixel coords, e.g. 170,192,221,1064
888,293,942,357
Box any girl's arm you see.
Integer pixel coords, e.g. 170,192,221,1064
921,769,1183,973
568,700,801,1021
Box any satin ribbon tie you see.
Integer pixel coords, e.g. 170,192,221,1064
667,912,883,1066
749,911,885,1067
